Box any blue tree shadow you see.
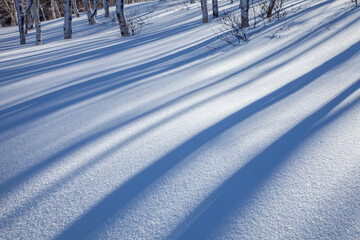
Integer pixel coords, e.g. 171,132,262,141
55,37,360,240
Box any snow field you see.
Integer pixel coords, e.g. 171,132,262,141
1,0,360,239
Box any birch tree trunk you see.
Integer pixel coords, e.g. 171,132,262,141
64,0,72,39
89,0,98,24
103,0,109,17
83,0,94,25
32,0,41,45
26,13,33,32
71,0,80,17
116,0,130,37
14,0,25,44
50,0,57,19
25,0,33,34
267,0,276,18
240,0,249,28
52,0,61,18
39,5,46,21
12,0,19,25
212,0,218,18
200,0,208,23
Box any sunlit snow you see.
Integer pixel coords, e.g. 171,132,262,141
0,0,359,239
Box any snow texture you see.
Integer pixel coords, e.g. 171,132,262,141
0,0,360,239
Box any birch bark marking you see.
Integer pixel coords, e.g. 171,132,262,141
200,0,208,23
64,0,72,39
116,0,130,37
14,0,25,44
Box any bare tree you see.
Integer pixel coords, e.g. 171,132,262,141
71,0,80,17
240,0,249,28
116,0,130,36
212,0,218,18
215,11,251,45
82,0,94,25
50,0,57,19
64,0,72,39
25,0,33,33
50,0,61,19
104,0,109,17
201,0,208,23
25,0,41,44
14,0,25,44
38,4,46,21
32,0,41,44
82,0,97,25
267,0,276,18
0,0,18,26
89,0,98,24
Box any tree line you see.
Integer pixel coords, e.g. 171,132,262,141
2,0,358,45
0,0,152,27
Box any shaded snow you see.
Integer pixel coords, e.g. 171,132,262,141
0,0,360,239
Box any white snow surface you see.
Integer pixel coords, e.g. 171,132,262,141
0,0,360,239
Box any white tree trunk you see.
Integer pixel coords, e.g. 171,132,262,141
25,0,32,34
52,0,61,18
64,0,72,39
71,0,80,17
39,5,46,21
83,0,94,25
14,0,25,44
212,0,218,18
50,0,57,19
116,0,129,37
32,0,41,45
240,0,249,28
26,13,33,32
103,0,109,17
13,0,19,25
89,0,98,24
200,0,208,23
